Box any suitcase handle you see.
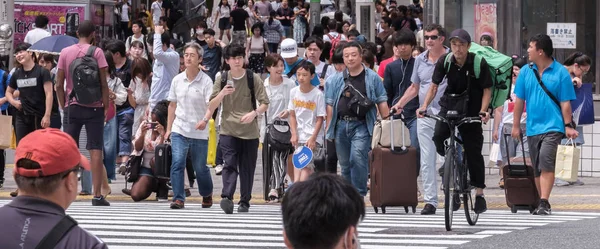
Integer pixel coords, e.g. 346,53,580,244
503,132,527,169
388,112,408,151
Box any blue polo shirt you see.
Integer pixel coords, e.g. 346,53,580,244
514,59,576,136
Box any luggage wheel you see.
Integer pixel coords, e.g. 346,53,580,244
381,206,387,214
403,206,409,213
511,206,517,213
412,206,416,214
374,207,379,213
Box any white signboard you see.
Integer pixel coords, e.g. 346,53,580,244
547,23,576,49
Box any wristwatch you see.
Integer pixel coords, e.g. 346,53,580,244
565,122,575,129
202,117,209,122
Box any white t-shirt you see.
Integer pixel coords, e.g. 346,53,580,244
121,4,130,22
501,88,527,125
167,71,213,139
24,28,50,45
313,61,336,80
323,32,347,43
151,1,162,22
288,86,326,144
265,77,295,124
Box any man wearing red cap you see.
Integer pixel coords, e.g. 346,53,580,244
0,129,108,248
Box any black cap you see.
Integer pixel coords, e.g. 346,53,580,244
449,29,471,44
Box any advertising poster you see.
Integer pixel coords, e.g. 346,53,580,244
14,3,86,46
474,3,497,48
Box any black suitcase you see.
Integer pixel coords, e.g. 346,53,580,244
154,143,172,180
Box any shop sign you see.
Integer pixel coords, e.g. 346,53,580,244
547,23,576,49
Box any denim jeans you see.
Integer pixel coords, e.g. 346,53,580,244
103,117,118,180
170,132,214,202
117,108,134,156
417,118,439,207
81,170,92,193
335,120,371,196
283,26,292,38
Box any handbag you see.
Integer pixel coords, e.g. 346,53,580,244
571,83,595,126
0,115,12,149
530,64,576,130
312,144,325,170
487,143,500,167
371,115,411,149
555,139,580,182
342,70,375,118
265,114,293,151
125,153,142,183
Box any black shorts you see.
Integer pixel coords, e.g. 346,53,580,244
527,132,563,177
63,105,104,151
219,17,231,30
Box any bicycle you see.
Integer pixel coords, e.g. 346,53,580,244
420,110,484,231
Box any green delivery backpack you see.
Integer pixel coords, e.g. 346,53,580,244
444,42,513,109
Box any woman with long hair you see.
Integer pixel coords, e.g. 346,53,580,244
262,54,295,202
213,0,232,42
37,53,61,129
103,50,128,182
293,0,308,45
246,22,269,74
263,10,285,53
129,58,152,135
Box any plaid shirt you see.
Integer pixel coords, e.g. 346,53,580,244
263,20,284,44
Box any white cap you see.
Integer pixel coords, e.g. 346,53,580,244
280,38,298,58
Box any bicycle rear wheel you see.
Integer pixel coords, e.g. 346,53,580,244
443,151,456,231
464,187,479,225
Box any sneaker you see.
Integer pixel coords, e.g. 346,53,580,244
118,163,127,175
554,178,570,187
170,200,185,209
202,195,213,208
535,199,552,215
268,189,279,202
215,164,224,175
570,179,585,186
498,178,504,189
189,180,195,189
185,188,192,197
420,204,437,215
452,193,461,211
92,196,110,206
474,195,487,214
238,202,250,213
220,197,234,214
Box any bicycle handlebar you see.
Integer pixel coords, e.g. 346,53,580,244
419,110,485,127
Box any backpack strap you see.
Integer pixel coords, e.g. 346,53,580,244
287,61,301,79
35,215,78,249
247,69,257,110
320,64,329,79
85,46,97,57
220,70,229,89
473,54,482,79
444,52,453,74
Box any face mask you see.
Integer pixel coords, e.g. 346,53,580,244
196,29,204,35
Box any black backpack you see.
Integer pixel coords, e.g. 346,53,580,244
220,69,256,110
68,46,102,105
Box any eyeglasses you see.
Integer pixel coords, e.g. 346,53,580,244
61,165,83,179
424,35,439,40
577,66,590,75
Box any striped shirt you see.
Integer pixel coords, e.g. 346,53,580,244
167,70,214,139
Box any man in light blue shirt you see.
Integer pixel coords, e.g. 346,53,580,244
512,34,578,215
150,25,180,110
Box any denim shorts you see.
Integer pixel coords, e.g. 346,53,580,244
139,166,154,177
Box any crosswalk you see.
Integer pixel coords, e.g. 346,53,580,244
2,200,600,249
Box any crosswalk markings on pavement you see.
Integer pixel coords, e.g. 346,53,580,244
1,200,599,249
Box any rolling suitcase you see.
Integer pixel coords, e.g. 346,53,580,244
154,143,172,180
369,115,418,214
502,134,539,213
207,119,217,166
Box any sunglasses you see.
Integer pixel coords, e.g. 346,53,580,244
424,35,439,40
62,165,83,179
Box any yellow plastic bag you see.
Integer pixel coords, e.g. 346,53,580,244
206,119,217,166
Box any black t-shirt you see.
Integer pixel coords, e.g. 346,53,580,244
194,37,207,47
337,69,367,119
115,59,133,111
432,52,493,116
8,64,52,117
277,7,294,26
231,8,249,31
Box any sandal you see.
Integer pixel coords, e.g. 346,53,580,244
79,191,92,196
498,178,504,189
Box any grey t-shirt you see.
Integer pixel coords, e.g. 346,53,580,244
0,196,108,249
411,49,449,115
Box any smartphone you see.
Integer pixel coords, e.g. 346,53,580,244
226,80,234,87
148,122,158,129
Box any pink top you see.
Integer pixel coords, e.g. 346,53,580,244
57,43,108,107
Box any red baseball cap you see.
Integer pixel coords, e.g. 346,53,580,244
14,129,91,177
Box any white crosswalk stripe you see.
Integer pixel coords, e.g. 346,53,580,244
1,200,599,248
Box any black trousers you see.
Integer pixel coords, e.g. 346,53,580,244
433,121,486,189
220,135,259,205
321,139,338,174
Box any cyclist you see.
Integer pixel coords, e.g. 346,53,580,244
416,29,492,214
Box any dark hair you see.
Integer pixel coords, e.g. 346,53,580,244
512,56,527,68
564,52,592,67
382,17,393,27
138,11,149,18
34,15,49,29
269,10,277,25
218,0,230,8
297,60,316,75
15,43,37,64
362,49,375,70
39,53,56,68
362,42,377,57
414,46,425,54
342,21,351,28
77,20,96,38
223,45,246,60
203,28,216,36
130,40,144,49
331,43,345,64
160,16,169,23
282,174,365,249
529,34,554,57
398,5,408,15
320,16,331,30
105,40,127,57
480,34,493,44
311,25,325,38
14,159,70,195
304,36,324,50
198,20,208,29
237,0,244,7
394,30,417,47
347,29,360,38
264,54,284,68
131,20,146,34
152,100,169,128
327,19,337,31
342,41,362,54
161,33,171,47
334,10,344,22
131,58,153,87
423,23,446,37
251,22,264,36
336,21,344,34
104,50,117,79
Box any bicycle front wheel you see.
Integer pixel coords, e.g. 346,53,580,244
464,187,479,225
443,151,456,231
